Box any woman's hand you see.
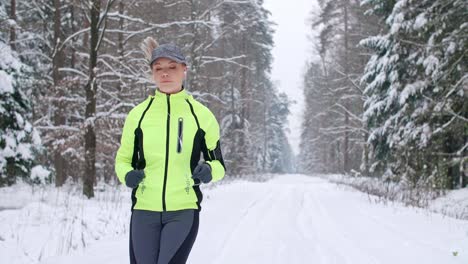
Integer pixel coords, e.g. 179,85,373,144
125,170,145,188
192,163,212,184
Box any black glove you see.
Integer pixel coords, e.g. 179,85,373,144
192,163,212,184
125,170,144,188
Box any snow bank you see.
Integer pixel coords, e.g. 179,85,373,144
323,173,468,220
0,182,131,264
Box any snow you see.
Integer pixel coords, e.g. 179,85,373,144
447,42,457,55
17,143,32,160
423,55,440,76
30,166,51,184
420,122,431,147
0,42,22,72
0,182,131,263
1,135,16,158
0,70,14,93
414,13,428,30
399,80,425,105
430,188,468,220
15,112,25,127
1,174,467,264
389,12,405,34
31,129,42,145
1,129,35,162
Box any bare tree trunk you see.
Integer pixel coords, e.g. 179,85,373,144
229,75,238,175
53,0,67,187
446,133,455,189
83,0,101,198
342,0,350,173
239,35,248,174
263,87,268,172
9,0,16,51
118,0,125,86
363,132,370,175
70,2,77,68
462,117,467,187
188,0,201,91
105,0,125,184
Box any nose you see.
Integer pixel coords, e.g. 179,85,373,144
162,72,169,78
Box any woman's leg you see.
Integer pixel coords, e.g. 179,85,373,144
157,209,199,264
131,210,162,264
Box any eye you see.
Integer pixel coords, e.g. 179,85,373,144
155,68,162,71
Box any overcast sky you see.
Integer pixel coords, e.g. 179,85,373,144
263,0,320,156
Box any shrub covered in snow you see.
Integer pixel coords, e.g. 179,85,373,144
30,165,52,184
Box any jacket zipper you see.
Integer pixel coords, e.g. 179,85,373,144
162,94,171,211
177,118,183,153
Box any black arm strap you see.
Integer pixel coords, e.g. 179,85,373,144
207,140,226,170
186,98,225,170
131,98,154,170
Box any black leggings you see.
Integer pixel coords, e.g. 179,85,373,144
129,209,199,264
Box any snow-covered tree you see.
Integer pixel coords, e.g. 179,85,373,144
300,0,377,174
217,0,293,175
1,0,291,189
0,41,42,186
361,0,467,189
263,91,292,173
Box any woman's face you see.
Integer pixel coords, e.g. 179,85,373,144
152,57,187,94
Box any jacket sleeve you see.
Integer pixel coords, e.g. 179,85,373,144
115,112,136,184
203,111,226,182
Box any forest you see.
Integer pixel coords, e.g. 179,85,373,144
299,0,467,196
0,0,293,198
1,0,466,199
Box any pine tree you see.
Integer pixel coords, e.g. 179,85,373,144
361,0,467,188
0,41,41,186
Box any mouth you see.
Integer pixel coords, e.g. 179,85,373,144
161,81,172,83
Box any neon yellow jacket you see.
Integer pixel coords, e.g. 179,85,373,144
115,89,225,211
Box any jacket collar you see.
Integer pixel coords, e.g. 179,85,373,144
153,88,189,100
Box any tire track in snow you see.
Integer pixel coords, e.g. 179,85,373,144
308,186,381,264
295,188,333,264
296,188,348,264
210,186,277,264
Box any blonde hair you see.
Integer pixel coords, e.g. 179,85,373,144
140,37,159,83
140,37,159,64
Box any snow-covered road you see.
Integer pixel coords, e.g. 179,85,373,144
37,174,468,264
0,175,462,264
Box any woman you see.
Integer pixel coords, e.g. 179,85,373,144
115,38,226,264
